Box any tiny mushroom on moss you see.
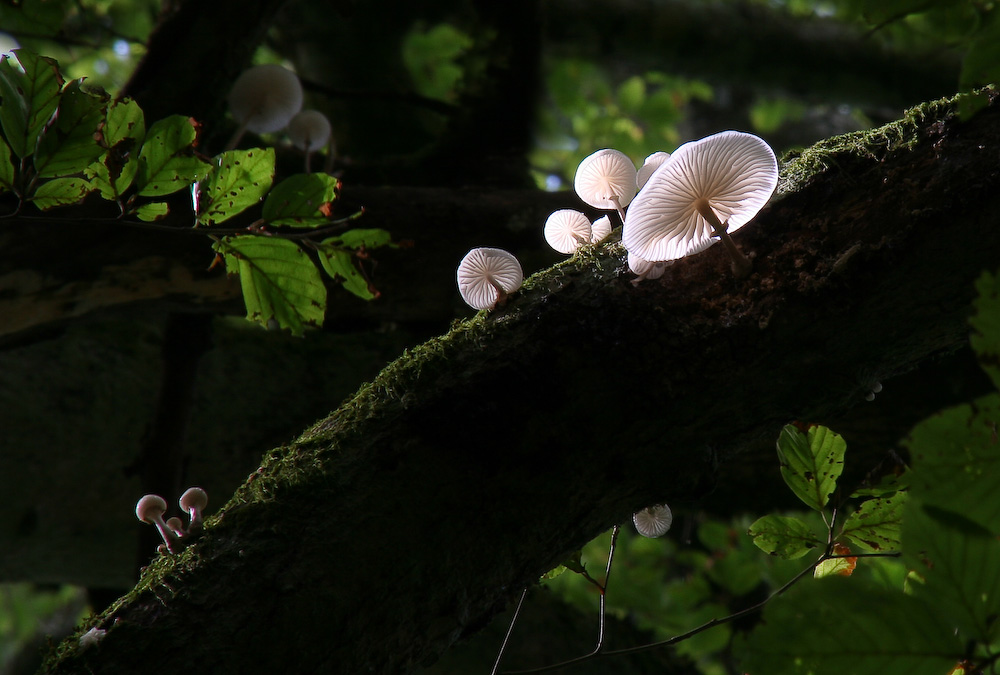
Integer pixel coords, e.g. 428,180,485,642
635,151,671,189
627,251,669,285
179,486,209,534
623,130,778,278
135,494,182,553
226,64,304,149
457,247,523,310
590,215,613,244
574,148,638,224
544,209,592,254
632,504,673,538
288,110,332,173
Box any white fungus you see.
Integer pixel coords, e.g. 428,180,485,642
457,247,523,310
226,64,304,149
622,131,777,277
635,151,671,189
589,215,613,244
632,504,673,538
288,110,332,152
543,209,593,254
574,148,638,217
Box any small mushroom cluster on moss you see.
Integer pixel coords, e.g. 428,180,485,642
135,487,208,554
226,64,333,171
542,131,779,281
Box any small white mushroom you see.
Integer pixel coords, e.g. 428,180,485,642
543,209,592,254
78,627,106,651
627,251,669,284
635,151,671,189
457,247,523,310
165,516,186,537
179,487,208,534
574,149,638,223
135,494,182,553
632,504,673,538
226,64,304,149
288,110,332,173
622,131,778,278
590,215,613,244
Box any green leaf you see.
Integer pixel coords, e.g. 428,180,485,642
906,393,1000,535
135,115,212,197
29,177,91,210
213,235,326,336
840,491,906,553
813,552,855,579
198,148,275,225
776,424,846,511
960,34,1000,91
262,173,340,227
904,503,1000,643
970,270,1000,391
748,515,821,559
33,79,107,177
0,137,15,194
86,98,145,200
850,469,908,498
330,228,394,250
316,242,377,300
134,202,169,222
0,50,63,158
739,576,962,675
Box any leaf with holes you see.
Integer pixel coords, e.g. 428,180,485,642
198,148,274,225
135,202,169,222
29,177,92,210
748,514,821,560
134,115,212,197
841,491,906,553
262,173,339,227
34,79,108,177
213,235,326,335
0,50,63,158
776,424,845,511
316,240,377,300
86,98,145,200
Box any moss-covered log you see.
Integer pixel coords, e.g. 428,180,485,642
42,91,1000,673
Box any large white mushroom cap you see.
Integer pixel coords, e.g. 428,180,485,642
574,148,638,210
622,131,777,262
288,110,332,152
544,209,592,254
457,247,523,310
228,64,304,134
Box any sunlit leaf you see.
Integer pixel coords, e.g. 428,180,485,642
748,514,821,559
0,137,15,194
970,270,1000,391
135,115,212,197
261,173,339,227
329,228,394,250
906,393,1000,535
86,98,145,200
739,576,962,675
198,148,274,225
135,202,169,222
213,235,326,336
29,177,91,210
776,424,846,511
840,491,906,553
316,241,377,300
814,543,857,578
33,79,107,177
904,503,1000,643
0,49,63,158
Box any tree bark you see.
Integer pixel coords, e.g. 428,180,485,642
40,91,1000,673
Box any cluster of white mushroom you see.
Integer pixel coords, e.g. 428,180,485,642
226,64,332,171
135,487,208,554
545,131,779,281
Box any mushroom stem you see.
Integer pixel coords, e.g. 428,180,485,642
224,118,251,152
609,196,627,228
151,513,183,553
694,198,752,279
487,276,507,309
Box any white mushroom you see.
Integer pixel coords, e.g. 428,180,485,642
457,247,523,310
135,494,182,553
622,131,778,278
288,110,332,173
632,504,673,538
635,151,671,189
627,251,669,284
226,64,304,149
543,209,592,254
590,215,613,244
179,486,208,534
574,148,638,223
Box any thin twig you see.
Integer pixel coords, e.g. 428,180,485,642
490,587,529,675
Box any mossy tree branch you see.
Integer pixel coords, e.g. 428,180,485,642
43,91,1000,673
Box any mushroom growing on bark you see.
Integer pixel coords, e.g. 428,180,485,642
574,148,637,224
635,151,671,189
622,131,777,278
179,487,208,534
457,247,523,310
226,64,304,150
632,504,673,537
135,494,182,553
544,209,593,254
287,110,332,173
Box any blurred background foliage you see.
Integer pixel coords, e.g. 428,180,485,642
0,0,998,671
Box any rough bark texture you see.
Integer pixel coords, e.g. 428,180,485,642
41,92,1000,673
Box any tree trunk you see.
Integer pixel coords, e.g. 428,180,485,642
42,91,1000,673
